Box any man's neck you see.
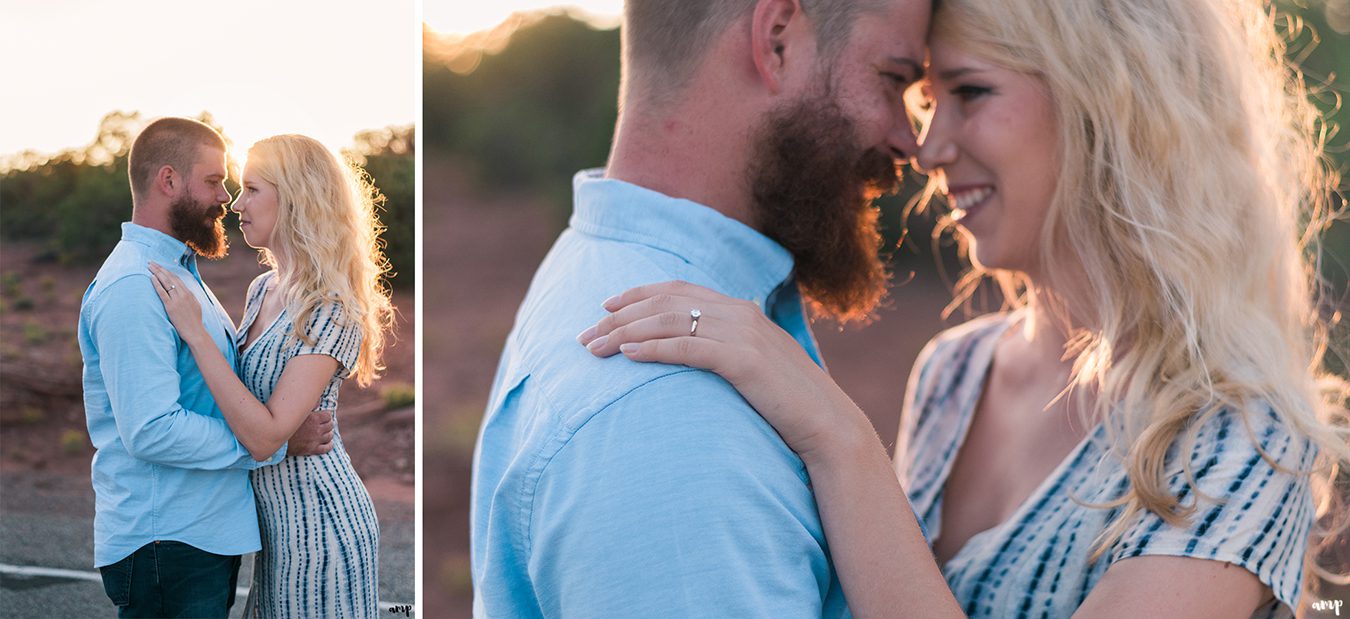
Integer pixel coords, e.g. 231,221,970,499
605,101,758,229
130,204,177,241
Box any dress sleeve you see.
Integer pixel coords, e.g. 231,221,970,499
1108,407,1317,612
293,301,363,379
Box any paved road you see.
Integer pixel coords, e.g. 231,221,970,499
1,468,414,618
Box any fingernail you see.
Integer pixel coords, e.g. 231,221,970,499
576,325,597,344
586,335,608,352
601,295,619,310
620,343,640,355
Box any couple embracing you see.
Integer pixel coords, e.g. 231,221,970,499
472,0,1349,617
80,118,393,618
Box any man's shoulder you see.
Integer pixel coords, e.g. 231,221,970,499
507,229,732,404
84,242,156,310
497,228,807,469
546,368,809,482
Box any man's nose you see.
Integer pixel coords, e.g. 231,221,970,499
887,122,920,166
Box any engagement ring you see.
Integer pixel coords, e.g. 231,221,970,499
689,308,702,336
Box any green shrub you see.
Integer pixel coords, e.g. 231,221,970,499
22,322,48,344
19,407,45,425
61,429,88,455
380,381,416,409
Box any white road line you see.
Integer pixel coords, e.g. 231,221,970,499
0,563,411,612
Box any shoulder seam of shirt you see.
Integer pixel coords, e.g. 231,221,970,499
85,270,158,309
575,230,779,302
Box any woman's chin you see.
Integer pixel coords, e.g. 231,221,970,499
968,240,1006,273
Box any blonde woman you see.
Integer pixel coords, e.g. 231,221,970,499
579,0,1349,616
149,134,394,618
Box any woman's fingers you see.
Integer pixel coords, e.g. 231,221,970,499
600,280,729,313
617,336,726,373
585,311,723,357
149,271,171,303
582,293,720,345
147,262,185,295
146,262,202,325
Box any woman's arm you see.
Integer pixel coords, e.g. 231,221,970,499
581,280,963,618
149,262,335,461
1073,556,1267,618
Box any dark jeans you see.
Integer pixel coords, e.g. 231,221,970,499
98,540,241,618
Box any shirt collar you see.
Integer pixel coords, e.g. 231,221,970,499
569,169,794,302
121,222,197,268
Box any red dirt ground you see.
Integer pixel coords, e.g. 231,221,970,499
0,233,414,506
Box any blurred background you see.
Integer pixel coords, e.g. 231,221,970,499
424,1,1350,617
0,1,416,615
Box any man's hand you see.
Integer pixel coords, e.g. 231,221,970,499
287,410,334,456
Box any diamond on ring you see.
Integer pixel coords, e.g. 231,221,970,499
689,308,702,336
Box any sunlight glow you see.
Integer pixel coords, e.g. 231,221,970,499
424,1,621,36
0,0,416,164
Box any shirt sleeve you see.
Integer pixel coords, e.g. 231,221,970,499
1109,407,1317,612
527,371,843,618
92,274,284,469
293,301,362,379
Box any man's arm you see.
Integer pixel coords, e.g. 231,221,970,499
528,371,840,618
92,274,284,469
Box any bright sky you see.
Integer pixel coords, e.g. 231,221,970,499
425,1,621,36
0,0,416,164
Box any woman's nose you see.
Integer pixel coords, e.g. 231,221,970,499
914,124,957,174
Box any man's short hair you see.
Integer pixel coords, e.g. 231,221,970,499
128,117,227,198
623,0,884,104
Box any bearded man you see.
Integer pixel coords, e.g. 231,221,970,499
469,0,930,615
78,117,332,618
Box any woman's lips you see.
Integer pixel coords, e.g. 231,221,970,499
948,185,994,222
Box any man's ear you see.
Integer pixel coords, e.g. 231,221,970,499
154,164,178,197
750,0,811,94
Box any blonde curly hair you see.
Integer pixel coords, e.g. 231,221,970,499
246,134,396,387
910,0,1350,584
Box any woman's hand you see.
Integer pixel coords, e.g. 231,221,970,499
578,280,872,463
148,262,209,347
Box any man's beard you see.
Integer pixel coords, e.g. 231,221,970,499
168,193,228,260
747,89,901,323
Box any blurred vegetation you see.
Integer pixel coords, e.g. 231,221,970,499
380,380,417,408
60,428,87,455
424,4,1350,293
345,125,416,289
424,15,620,210
0,113,415,289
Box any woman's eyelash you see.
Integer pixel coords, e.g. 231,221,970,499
952,84,992,100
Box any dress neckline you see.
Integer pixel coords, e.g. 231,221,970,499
238,271,286,357
931,310,1106,571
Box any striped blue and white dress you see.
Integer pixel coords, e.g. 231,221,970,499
237,271,380,618
897,312,1315,618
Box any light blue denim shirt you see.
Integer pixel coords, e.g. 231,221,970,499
471,171,849,618
79,222,283,567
